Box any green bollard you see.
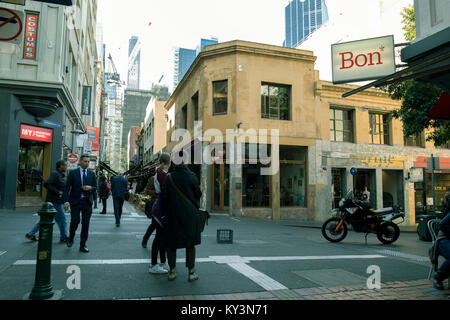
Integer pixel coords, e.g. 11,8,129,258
29,203,57,300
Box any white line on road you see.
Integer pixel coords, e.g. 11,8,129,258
0,251,6,257
246,255,386,261
228,263,288,291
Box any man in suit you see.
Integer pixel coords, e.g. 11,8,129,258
64,155,97,253
111,172,128,227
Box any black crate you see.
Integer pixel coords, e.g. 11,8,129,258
217,229,233,244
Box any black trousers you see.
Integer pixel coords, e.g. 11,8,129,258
167,246,195,270
143,220,156,244
151,223,166,265
69,198,93,247
101,198,107,214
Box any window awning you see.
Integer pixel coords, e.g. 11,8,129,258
427,92,450,120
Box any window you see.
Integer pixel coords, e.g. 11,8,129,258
192,92,199,123
330,107,353,142
280,146,307,207
261,83,291,120
405,132,425,148
213,80,228,115
369,113,390,145
181,104,187,129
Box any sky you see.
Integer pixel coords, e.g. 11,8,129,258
97,0,289,93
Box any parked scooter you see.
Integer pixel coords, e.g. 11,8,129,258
322,191,405,244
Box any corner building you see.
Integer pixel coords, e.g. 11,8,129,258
164,40,450,226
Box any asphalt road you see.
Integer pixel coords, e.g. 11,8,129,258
0,198,439,300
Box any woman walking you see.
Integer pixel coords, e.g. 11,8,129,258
147,153,171,274
98,176,109,214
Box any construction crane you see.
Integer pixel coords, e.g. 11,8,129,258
106,53,122,83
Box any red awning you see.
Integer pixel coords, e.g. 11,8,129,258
428,92,450,120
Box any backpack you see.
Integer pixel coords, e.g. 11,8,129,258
106,183,111,196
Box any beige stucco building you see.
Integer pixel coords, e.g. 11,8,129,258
163,40,450,226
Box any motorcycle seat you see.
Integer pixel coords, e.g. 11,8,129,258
372,207,394,215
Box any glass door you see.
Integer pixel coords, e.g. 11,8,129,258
211,163,230,211
17,140,44,196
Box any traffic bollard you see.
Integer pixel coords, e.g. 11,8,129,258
29,203,57,300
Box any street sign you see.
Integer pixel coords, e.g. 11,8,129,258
0,7,23,42
350,168,357,176
67,154,78,164
83,139,92,154
43,120,62,129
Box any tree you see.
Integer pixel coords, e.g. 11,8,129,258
386,5,445,146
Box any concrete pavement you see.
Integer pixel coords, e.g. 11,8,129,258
0,198,449,300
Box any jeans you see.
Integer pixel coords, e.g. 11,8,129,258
167,246,196,270
113,197,125,224
28,203,68,241
436,239,450,281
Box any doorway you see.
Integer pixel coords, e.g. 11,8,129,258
16,139,52,206
211,163,230,211
353,169,376,207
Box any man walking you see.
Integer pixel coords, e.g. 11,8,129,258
26,160,69,243
111,172,128,227
64,155,97,253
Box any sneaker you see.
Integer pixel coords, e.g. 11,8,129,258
188,269,199,282
159,263,169,271
149,264,168,274
25,234,37,241
168,268,177,281
433,276,444,290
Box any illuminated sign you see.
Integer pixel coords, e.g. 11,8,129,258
23,13,38,60
20,124,53,143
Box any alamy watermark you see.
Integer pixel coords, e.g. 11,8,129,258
170,121,280,176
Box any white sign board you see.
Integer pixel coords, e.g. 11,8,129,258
409,168,424,183
331,35,396,84
83,139,92,154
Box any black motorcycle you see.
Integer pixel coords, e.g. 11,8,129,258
322,191,405,244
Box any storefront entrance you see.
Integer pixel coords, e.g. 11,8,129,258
211,163,230,211
16,139,52,207
353,169,376,208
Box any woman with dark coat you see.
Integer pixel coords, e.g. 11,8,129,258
98,176,109,215
160,152,202,282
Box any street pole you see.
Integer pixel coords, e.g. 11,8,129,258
431,154,436,214
29,203,57,300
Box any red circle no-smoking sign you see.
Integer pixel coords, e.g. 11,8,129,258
0,7,23,42
68,154,78,164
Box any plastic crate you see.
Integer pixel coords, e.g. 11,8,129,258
217,229,233,244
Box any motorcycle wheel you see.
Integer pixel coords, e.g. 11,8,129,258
322,217,348,243
377,222,400,245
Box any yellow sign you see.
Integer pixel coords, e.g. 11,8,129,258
361,156,405,168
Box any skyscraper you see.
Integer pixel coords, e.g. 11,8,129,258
128,36,141,90
284,0,329,48
173,38,219,88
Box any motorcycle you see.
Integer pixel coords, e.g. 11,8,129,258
322,191,405,244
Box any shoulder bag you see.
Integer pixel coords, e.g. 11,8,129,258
168,174,210,233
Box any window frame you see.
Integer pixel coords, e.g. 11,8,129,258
329,106,354,143
261,82,291,121
369,112,391,145
212,80,228,116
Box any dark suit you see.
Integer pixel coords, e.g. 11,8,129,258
64,168,97,247
111,175,128,225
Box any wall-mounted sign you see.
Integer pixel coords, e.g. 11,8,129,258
23,12,39,60
409,167,424,183
20,124,52,143
81,86,92,115
86,126,99,151
331,35,395,84
0,7,23,42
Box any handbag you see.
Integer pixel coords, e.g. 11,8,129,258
168,174,210,233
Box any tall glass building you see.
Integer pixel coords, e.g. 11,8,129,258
174,38,218,88
128,36,141,90
284,0,329,48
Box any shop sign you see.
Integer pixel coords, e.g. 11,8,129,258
20,124,52,142
331,35,395,84
86,126,99,151
409,168,424,183
23,12,39,60
81,86,92,115
361,155,405,168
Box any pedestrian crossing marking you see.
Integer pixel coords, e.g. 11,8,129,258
0,251,6,257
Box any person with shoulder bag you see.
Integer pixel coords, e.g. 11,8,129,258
160,150,203,282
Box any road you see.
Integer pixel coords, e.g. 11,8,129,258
0,198,448,300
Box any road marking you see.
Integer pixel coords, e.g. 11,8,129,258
129,212,141,217
374,250,429,262
13,254,384,266
0,251,6,257
228,263,288,291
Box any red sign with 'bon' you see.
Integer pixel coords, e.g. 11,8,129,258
20,124,53,143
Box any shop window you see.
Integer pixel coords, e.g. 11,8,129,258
369,112,391,145
261,83,291,120
213,80,228,115
243,163,271,208
330,107,354,142
280,146,307,207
